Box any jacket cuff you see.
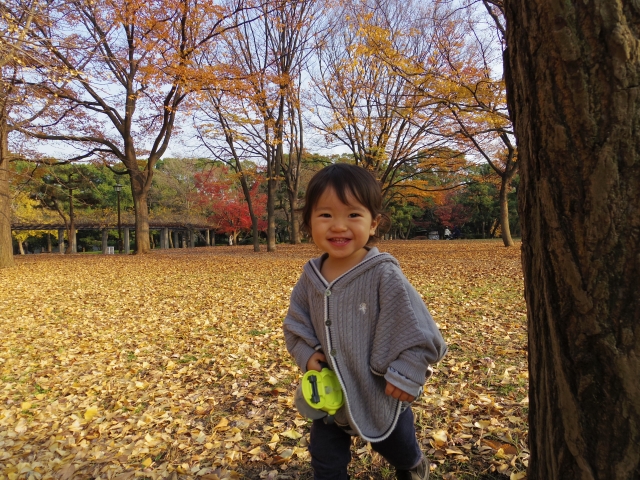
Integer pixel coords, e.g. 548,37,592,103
384,366,423,398
291,342,320,373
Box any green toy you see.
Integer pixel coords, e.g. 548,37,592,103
301,366,344,415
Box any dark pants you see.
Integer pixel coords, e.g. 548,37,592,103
309,407,422,479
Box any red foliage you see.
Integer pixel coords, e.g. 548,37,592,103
434,192,472,228
194,167,267,237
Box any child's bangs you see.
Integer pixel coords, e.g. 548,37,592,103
327,174,370,210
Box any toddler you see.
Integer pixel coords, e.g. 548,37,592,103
283,163,447,480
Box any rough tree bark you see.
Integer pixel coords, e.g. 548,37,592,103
130,169,151,254
0,116,14,268
504,1,640,478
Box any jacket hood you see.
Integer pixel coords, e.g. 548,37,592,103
302,247,399,294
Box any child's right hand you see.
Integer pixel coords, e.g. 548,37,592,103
306,351,327,372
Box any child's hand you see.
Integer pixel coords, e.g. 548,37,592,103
306,351,327,372
385,382,415,402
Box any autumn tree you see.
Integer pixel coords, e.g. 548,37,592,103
438,0,516,246
149,157,208,224
10,191,48,254
196,0,319,251
444,0,517,246
504,0,640,478
309,0,468,206
194,166,266,244
17,0,253,254
355,0,517,245
194,89,268,252
280,78,306,244
0,0,44,267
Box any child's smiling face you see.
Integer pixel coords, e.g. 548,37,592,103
310,187,380,264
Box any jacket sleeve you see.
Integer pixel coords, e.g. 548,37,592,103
282,278,321,373
371,265,447,397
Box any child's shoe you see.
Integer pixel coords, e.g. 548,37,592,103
395,455,430,480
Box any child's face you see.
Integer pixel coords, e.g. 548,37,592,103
310,187,380,262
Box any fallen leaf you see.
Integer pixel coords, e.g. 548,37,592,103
84,405,99,421
432,430,448,447
281,429,302,440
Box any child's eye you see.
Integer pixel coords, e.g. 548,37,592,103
319,213,331,218
349,213,361,218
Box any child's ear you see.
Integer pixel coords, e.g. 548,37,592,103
370,214,382,235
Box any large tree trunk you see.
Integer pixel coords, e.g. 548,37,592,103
0,115,14,268
504,1,640,479
130,171,150,254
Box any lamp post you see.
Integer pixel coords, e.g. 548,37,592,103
114,184,123,254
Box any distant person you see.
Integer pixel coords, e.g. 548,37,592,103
453,226,462,239
444,227,451,240
283,163,447,480
228,235,233,246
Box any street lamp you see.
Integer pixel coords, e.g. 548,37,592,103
114,184,123,254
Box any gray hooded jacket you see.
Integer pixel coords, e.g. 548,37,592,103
283,247,447,442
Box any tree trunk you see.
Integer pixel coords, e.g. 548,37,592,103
282,200,291,242
288,189,300,244
130,171,150,254
499,172,515,246
267,95,286,252
0,115,13,268
238,173,260,253
504,1,640,478
65,188,76,254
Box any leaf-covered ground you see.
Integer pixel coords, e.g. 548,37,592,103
0,241,528,480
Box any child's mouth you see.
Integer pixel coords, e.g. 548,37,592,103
329,238,351,245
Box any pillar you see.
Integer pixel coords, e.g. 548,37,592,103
58,229,65,253
102,229,108,254
124,228,130,254
189,230,195,248
206,229,210,246
46,233,52,253
173,230,179,249
72,229,77,253
161,228,169,249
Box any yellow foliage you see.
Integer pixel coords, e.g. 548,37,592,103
10,192,50,243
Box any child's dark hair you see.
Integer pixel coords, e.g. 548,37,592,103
301,163,389,241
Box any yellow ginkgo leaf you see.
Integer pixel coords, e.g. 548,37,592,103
431,429,448,447
84,406,99,421
281,429,302,440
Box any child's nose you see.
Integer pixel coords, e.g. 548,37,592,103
330,220,347,231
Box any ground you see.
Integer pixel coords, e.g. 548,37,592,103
0,241,528,480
